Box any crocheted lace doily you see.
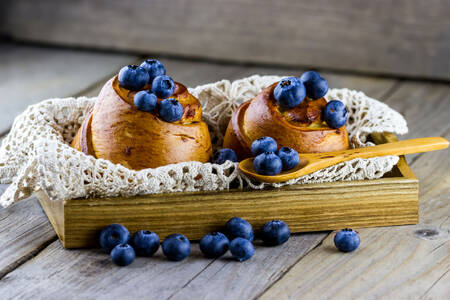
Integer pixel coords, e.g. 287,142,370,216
0,75,407,207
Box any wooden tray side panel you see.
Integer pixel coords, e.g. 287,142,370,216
36,132,419,248
46,178,419,248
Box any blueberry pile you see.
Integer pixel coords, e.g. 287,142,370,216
100,217,331,266
274,71,348,129
201,217,292,262
118,59,183,123
250,136,299,176
99,224,191,266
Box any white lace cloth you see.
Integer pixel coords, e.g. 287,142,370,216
0,75,408,207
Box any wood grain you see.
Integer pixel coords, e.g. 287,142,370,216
260,133,450,300
0,186,56,279
3,0,450,80
0,43,448,298
259,87,450,300
0,233,327,300
37,137,418,248
0,43,138,134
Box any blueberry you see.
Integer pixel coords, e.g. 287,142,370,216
110,244,136,266
276,147,299,171
323,100,348,129
213,148,238,164
199,232,230,258
131,230,160,257
251,136,277,156
300,71,329,100
118,65,150,91
158,98,184,122
334,228,360,252
162,233,191,261
99,224,130,253
152,75,175,98
225,217,254,241
230,237,254,262
134,90,157,112
253,152,282,176
140,59,166,82
261,220,290,246
273,77,306,108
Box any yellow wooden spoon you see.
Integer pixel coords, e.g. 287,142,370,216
239,137,449,183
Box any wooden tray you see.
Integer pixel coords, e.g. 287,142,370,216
36,132,418,248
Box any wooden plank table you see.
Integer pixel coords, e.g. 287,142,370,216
0,42,448,299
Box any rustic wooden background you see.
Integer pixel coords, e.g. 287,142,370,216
1,0,450,80
0,1,449,299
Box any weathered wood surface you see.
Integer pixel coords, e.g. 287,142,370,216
0,43,138,134
0,42,448,299
260,132,450,300
260,85,450,299
0,230,327,299
0,188,56,279
2,0,450,80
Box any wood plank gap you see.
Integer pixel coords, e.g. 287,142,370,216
0,235,57,280
165,259,218,300
9,38,450,84
419,266,450,300
10,39,449,85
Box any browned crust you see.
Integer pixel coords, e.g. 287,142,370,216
71,77,212,170
223,82,350,159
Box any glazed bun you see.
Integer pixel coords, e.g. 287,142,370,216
72,71,212,170
223,80,349,160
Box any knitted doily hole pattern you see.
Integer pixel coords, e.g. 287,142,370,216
0,75,408,207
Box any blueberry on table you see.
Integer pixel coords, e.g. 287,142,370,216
99,224,130,253
162,233,191,261
158,98,184,122
152,75,175,98
300,71,329,100
251,136,277,156
140,59,166,82
200,232,230,258
253,152,282,176
134,90,157,112
225,217,254,241
276,147,299,171
261,220,290,246
334,228,360,252
110,244,136,266
213,148,238,164
118,65,150,91
131,230,160,257
230,237,254,262
323,100,348,129
273,77,306,108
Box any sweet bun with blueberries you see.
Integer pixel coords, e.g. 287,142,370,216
223,71,350,160
71,59,212,170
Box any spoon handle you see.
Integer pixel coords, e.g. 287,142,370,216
337,137,448,159
309,137,449,169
